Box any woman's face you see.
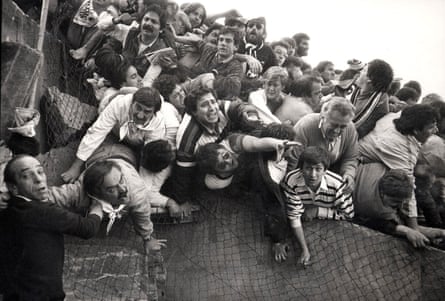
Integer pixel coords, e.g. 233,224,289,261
188,7,205,28
264,79,283,101
124,65,142,88
193,93,219,127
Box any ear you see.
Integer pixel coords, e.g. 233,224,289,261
6,183,18,196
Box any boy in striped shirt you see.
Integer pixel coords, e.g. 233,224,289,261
281,146,354,266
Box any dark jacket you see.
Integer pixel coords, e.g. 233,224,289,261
0,196,101,300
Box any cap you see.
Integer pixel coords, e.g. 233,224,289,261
247,17,266,27
225,16,247,26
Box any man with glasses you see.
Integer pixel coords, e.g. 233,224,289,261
239,17,277,77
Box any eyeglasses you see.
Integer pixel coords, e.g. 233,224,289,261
247,23,264,30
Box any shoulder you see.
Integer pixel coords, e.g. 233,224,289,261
283,168,304,186
324,170,345,187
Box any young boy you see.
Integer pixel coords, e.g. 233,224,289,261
281,146,354,266
356,169,445,248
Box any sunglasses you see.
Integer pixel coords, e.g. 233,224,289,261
247,23,264,30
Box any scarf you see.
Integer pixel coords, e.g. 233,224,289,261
89,195,127,235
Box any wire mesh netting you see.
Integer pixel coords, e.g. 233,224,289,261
59,186,445,301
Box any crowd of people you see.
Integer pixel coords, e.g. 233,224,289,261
1,0,445,299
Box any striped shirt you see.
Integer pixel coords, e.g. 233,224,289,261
281,169,354,228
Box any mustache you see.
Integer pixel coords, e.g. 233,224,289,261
142,24,153,31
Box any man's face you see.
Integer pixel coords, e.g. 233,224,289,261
302,162,326,191
355,64,369,89
125,65,142,88
97,166,128,206
246,22,265,45
321,110,353,142
296,38,309,57
140,11,161,38
310,82,323,105
214,148,239,177
264,79,283,101
414,122,438,143
217,33,237,59
131,101,156,125
204,29,220,46
193,93,220,127
9,156,49,201
321,64,335,82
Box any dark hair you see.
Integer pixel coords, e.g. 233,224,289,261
367,59,394,93
94,47,124,82
283,56,303,68
388,80,401,96
195,143,225,174
281,37,296,49
214,77,241,100
403,80,422,96
133,87,162,112
394,104,438,135
315,61,334,74
297,146,330,169
378,169,413,199
259,123,296,140
219,26,241,48
140,140,175,172
421,93,443,105
111,59,133,89
288,75,321,98
270,40,290,51
139,4,167,29
153,74,180,102
184,87,217,114
395,87,419,103
204,23,223,37
3,154,33,185
83,160,119,197
101,36,123,53
425,99,445,134
6,133,40,156
182,2,207,27
292,32,310,44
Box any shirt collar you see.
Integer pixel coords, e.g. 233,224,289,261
138,33,159,48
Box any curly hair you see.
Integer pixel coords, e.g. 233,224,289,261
378,169,413,199
140,140,175,172
195,143,225,175
153,74,180,102
184,87,217,115
394,104,438,135
367,59,394,93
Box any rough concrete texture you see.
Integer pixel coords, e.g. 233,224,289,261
1,42,42,139
41,86,97,148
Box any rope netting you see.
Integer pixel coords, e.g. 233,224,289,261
61,190,445,301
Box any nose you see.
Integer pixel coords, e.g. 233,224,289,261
137,111,145,119
310,169,317,178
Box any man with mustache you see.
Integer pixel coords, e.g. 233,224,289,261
97,4,177,77
239,17,277,77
